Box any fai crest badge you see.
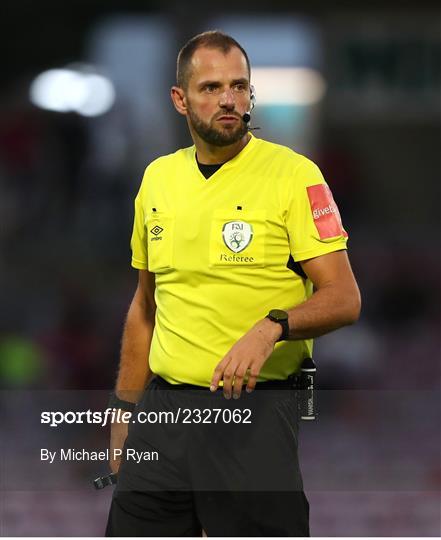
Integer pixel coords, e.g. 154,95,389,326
222,221,253,253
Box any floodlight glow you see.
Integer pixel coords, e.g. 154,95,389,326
30,69,85,112
75,74,115,117
251,68,326,105
30,68,115,116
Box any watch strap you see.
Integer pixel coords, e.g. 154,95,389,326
275,317,290,341
266,311,290,341
108,392,136,412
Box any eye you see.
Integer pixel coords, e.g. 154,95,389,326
233,83,247,92
203,84,217,93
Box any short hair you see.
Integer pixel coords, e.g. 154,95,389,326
176,30,251,90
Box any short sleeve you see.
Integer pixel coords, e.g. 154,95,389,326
285,158,348,262
130,172,148,270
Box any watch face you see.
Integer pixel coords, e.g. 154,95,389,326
269,309,288,321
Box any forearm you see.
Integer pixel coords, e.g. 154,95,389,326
115,298,155,403
286,283,361,340
210,252,360,395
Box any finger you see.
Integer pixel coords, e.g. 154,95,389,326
210,358,228,391
232,366,248,399
222,367,235,399
245,367,260,393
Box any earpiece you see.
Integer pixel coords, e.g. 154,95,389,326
250,84,256,109
242,85,256,124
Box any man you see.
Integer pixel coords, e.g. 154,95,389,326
106,30,361,537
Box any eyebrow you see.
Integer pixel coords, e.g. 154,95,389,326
198,78,249,89
231,78,249,85
198,80,221,89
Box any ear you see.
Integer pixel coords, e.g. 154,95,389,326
171,86,187,116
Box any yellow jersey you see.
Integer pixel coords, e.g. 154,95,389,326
130,134,348,386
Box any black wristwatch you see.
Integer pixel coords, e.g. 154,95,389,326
108,392,137,413
266,309,290,341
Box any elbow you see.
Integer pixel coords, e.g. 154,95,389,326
344,287,362,325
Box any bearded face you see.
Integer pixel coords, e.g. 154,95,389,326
186,100,248,147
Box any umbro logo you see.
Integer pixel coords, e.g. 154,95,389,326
150,225,163,236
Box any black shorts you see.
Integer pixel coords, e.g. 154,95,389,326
106,376,310,537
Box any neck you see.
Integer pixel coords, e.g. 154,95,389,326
191,130,251,165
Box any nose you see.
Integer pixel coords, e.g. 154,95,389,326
219,88,235,109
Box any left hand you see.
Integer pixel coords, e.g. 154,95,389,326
210,318,282,399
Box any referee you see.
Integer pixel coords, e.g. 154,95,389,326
105,30,361,537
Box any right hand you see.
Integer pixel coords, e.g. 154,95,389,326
109,418,129,474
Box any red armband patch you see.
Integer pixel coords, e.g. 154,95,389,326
306,184,348,239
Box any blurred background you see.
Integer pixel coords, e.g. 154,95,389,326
0,0,440,536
